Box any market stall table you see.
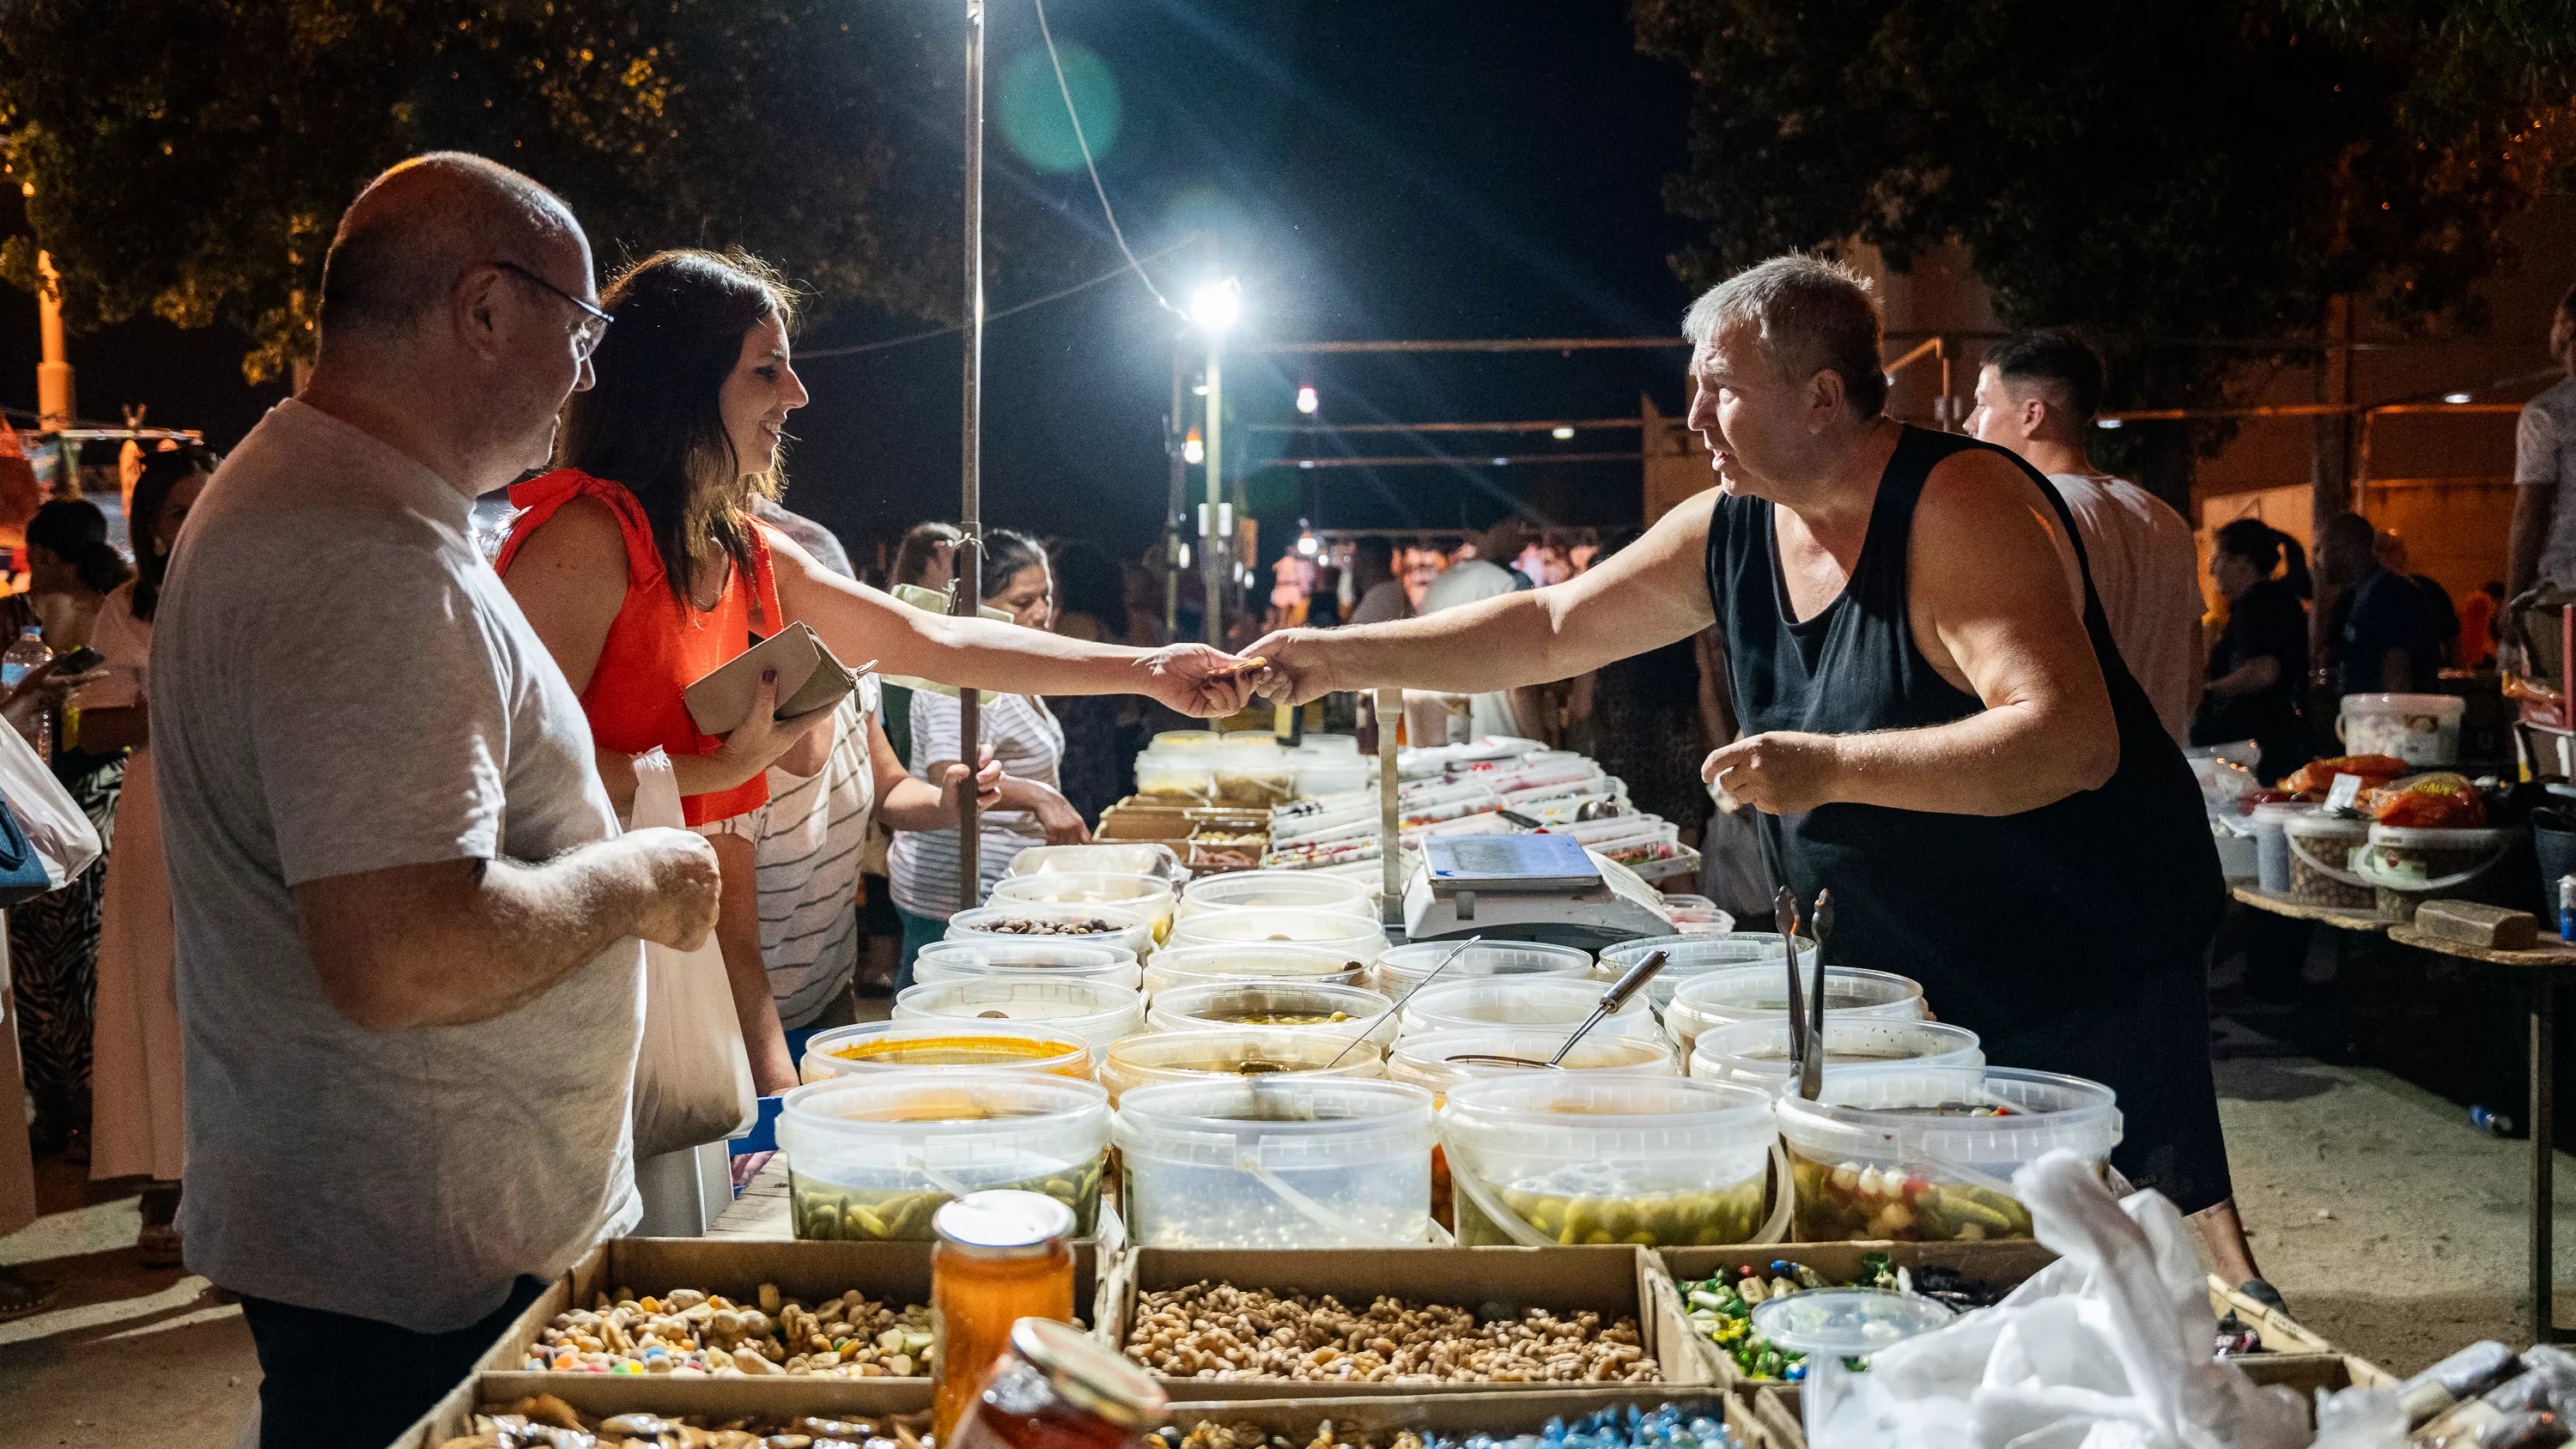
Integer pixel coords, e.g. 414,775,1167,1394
2227,882,2390,934
2385,924,2576,1345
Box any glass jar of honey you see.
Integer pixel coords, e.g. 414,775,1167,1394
948,1318,1167,1449
933,1191,1078,1445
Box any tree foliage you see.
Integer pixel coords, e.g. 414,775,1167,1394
1632,0,2576,464
0,1,1062,382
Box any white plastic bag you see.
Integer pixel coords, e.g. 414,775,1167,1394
0,718,99,892
627,749,757,1159
1821,1149,2312,1449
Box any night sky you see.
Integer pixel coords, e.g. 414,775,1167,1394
0,1,1698,574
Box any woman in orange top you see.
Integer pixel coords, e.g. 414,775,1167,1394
501,250,1244,1091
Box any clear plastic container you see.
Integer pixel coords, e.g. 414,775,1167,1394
1662,965,1928,1060
894,976,1146,1051
1006,842,1181,882
1688,1017,1984,1094
1295,759,1369,798
1437,1076,1777,1247
1370,940,1595,996
1151,731,1225,754
1596,934,1819,1011
1146,979,1396,1047
1176,869,1371,921
987,871,1177,945
1139,943,1374,997
1132,750,1216,800
1295,735,1361,757
945,901,1155,961
1167,907,1385,963
1396,977,1660,1042
1115,1077,1433,1248
912,941,1142,993
1772,1064,2123,1242
777,1074,1113,1240
1097,1027,1385,1104
800,1021,1095,1084
1388,1028,1677,1105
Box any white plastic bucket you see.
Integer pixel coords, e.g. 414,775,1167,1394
891,976,1145,1050
1167,907,1385,963
1437,1076,1777,1247
776,1074,1112,1240
2338,692,2465,767
1176,869,1370,921
1115,1078,1433,1249
1688,1018,1984,1096
986,871,1176,945
2246,801,2318,894
1397,977,1659,1042
945,901,1155,961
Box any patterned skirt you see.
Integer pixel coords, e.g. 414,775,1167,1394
11,752,123,1123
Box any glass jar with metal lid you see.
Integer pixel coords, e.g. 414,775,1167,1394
948,1318,1167,1449
933,1191,1078,1443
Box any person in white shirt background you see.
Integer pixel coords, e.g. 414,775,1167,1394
1970,327,2203,744
2509,284,2576,602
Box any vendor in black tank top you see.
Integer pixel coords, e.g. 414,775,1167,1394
1227,253,2260,1298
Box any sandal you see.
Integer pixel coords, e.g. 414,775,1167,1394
0,1266,56,1320
137,1222,184,1270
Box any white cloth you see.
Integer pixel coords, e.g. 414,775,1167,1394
889,690,1063,920
82,584,182,1183
152,399,641,1332
2046,473,2202,744
2518,376,2576,589
750,690,878,1028
1419,559,1526,738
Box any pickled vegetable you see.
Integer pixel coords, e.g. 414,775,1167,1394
789,1155,1104,1241
1209,1010,1352,1027
1784,1147,2034,1242
1454,1172,1767,1247
824,1033,1084,1070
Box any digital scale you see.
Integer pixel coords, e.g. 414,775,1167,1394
1403,831,1674,953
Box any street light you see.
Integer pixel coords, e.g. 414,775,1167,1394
1296,382,1319,415
1190,276,1242,643
1550,425,1576,440
2445,391,2474,404
1190,277,1242,334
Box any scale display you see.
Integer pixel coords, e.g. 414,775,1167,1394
1425,833,1601,891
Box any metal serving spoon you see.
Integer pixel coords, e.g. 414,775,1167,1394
1321,934,1484,1069
1776,886,1807,1082
1799,890,1834,1101
1443,949,1669,1069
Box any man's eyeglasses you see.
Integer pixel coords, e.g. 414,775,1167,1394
495,260,614,361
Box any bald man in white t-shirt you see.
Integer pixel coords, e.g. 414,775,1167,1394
1969,329,2203,744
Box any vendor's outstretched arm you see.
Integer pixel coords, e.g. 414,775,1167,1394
768,531,1249,717
1704,452,2119,817
1245,494,1719,702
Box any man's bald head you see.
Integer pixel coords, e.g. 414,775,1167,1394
318,153,586,350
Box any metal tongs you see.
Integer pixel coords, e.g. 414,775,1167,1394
1322,934,1484,1068
1444,949,1669,1068
1778,887,1834,1100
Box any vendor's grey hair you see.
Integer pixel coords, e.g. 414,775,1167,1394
1681,254,1889,419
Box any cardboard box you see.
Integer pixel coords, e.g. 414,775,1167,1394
472,1237,1104,1379
1099,1246,1706,1398
392,1371,930,1449
1161,1386,1735,1442
2208,1273,2338,1357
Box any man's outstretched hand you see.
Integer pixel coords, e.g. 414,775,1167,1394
1136,643,1269,718
1239,629,1340,706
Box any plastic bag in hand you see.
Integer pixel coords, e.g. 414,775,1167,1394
627,749,757,1159
1820,1149,2310,1449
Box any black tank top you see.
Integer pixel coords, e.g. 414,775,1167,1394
1708,426,2221,1039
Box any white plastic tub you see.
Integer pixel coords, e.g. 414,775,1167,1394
1097,1027,1384,1105
1294,758,1370,798
1596,934,1820,1012
1007,842,1182,882
945,901,1155,961
1662,965,1927,1060
1370,940,1594,997
1115,1077,1433,1248
1176,869,1371,921
2339,692,2465,767
1133,751,1215,800
1388,1028,1677,1105
1688,1017,1984,1095
1167,907,1385,963
1773,1063,2122,1242
799,1020,1095,1084
1396,977,1658,1042
986,871,1176,945
1436,1076,1777,1247
777,1073,1112,1240
1147,979,1396,1048
892,976,1145,1050
911,941,1142,993
1139,943,1375,997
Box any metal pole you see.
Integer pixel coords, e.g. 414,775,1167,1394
1167,339,1185,644
2534,976,2560,1344
953,0,986,905
1377,687,1403,931
1203,331,1224,645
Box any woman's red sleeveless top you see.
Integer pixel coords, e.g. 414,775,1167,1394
496,469,782,827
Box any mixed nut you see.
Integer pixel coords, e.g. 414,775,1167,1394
438,1394,931,1448
523,1283,936,1378
1124,1281,1658,1384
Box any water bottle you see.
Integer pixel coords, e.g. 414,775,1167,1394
2,626,52,763
2471,1105,2514,1137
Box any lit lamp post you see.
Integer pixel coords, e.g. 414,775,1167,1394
1188,276,1241,645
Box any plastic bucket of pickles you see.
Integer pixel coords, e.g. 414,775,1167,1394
1662,965,1928,1060
1688,1018,1984,1095
1391,1028,1678,1234
891,974,1145,1051
775,1073,1112,1241
1436,1076,1777,1248
1597,934,1820,1013
1771,1063,2121,1242
799,1019,1094,1086
1138,943,1372,998
986,871,1178,945
1097,1026,1385,1105
1115,1077,1434,1248
1397,977,1663,1042
1145,979,1397,1047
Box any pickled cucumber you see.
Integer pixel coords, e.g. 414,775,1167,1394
788,1155,1105,1241
1783,1147,2034,1242
1452,1174,1767,1247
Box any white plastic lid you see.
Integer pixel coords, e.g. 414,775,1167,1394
1371,940,1595,990
1689,1017,1984,1094
1397,977,1659,1040
2342,693,2464,718
1747,1288,1956,1357
1168,907,1385,961
893,976,1145,1049
1178,870,1370,917
1596,934,1818,1009
1140,943,1374,997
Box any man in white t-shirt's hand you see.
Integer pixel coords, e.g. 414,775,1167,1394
1969,329,2205,745
2509,286,2576,602
152,154,721,1449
